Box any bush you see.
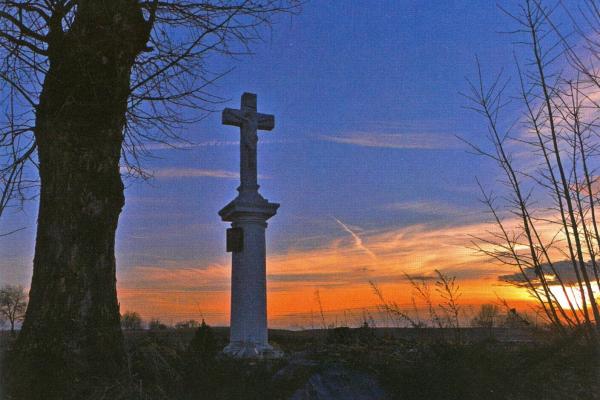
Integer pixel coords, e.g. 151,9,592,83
121,311,143,330
187,320,219,361
149,319,169,330
326,327,353,345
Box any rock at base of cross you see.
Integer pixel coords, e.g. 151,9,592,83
289,365,389,400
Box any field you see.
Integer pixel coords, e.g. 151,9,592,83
1,326,598,400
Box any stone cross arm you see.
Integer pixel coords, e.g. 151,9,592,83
222,108,275,131
221,93,275,131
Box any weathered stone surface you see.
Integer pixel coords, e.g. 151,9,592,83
221,92,274,196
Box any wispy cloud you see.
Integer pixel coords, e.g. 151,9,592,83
320,132,463,150
153,167,271,180
143,140,239,151
143,138,295,151
120,264,230,292
153,168,239,179
332,217,378,261
382,200,466,216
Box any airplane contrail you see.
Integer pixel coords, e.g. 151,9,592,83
332,217,378,261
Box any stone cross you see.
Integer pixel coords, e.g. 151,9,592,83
222,93,274,194
219,92,281,358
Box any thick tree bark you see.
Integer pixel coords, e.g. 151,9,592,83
9,2,151,398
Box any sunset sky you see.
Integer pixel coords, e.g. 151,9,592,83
0,1,575,328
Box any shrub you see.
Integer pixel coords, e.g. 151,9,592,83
121,311,143,331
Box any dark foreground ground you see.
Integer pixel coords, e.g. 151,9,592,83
1,326,598,400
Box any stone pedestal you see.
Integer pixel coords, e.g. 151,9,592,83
220,192,281,358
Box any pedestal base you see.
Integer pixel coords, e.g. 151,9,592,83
223,341,283,359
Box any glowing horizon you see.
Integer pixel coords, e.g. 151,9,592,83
116,217,537,328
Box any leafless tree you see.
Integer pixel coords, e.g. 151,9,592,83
466,0,600,341
0,1,299,397
0,284,27,335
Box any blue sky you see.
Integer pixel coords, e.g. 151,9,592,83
0,1,562,325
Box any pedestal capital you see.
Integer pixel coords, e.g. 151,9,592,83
219,194,279,222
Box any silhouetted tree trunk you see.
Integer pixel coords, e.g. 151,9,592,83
0,1,298,398
11,2,151,398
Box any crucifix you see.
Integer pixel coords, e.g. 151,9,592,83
219,92,281,358
222,92,274,194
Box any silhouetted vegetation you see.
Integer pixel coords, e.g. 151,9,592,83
149,319,169,331
372,334,598,400
2,321,596,399
121,311,144,331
